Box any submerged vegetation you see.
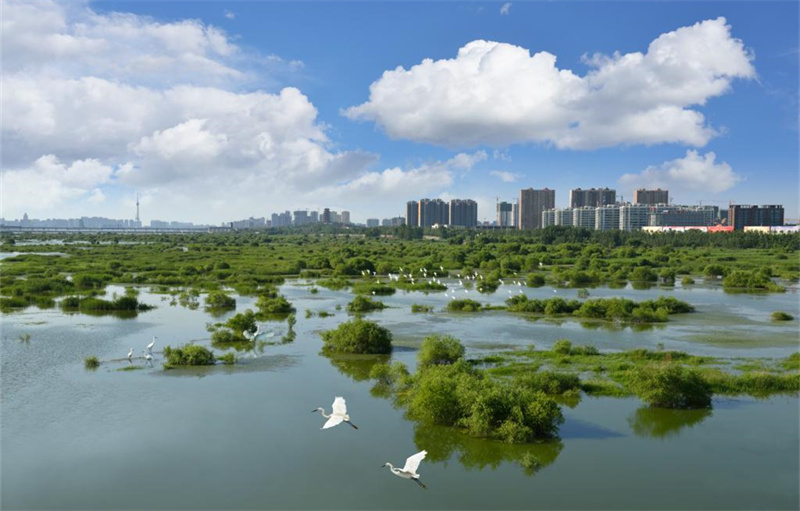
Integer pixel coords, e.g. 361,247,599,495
505,295,694,323
771,311,795,321
346,295,387,313
84,356,100,369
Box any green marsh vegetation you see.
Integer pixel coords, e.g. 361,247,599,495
446,298,485,312
504,295,694,323
771,311,794,321
162,344,216,368
320,318,393,354
1,228,796,315
484,344,800,402
84,356,100,369
411,304,434,313
346,295,386,313
369,335,564,443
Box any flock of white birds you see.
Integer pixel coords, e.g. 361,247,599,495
127,336,156,366
313,396,428,489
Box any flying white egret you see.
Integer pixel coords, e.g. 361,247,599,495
243,324,262,341
312,396,358,430
382,450,428,489
127,348,134,363
146,336,156,353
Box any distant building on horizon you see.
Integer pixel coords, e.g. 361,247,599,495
518,188,555,230
569,188,616,208
419,198,449,227
340,211,351,225
634,188,669,205
729,204,784,230
366,218,380,228
406,201,419,227
449,199,478,227
497,201,515,228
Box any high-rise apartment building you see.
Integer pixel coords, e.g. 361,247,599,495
649,205,718,226
497,201,515,227
419,198,449,227
572,206,596,230
569,188,616,208
406,201,419,227
322,208,332,224
541,209,556,228
449,199,478,227
340,211,350,225
293,210,309,226
619,204,651,231
729,205,784,230
554,208,573,227
634,189,669,205
518,188,555,230
595,205,621,231
366,218,380,228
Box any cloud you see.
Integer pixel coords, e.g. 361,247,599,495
345,18,755,150
489,171,520,183
619,150,742,193
1,0,372,223
500,3,511,15
224,10,235,19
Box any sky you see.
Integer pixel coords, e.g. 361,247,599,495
2,0,798,225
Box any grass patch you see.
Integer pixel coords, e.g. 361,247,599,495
84,356,100,369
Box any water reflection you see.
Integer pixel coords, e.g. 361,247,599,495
324,353,391,381
412,422,564,476
627,406,713,439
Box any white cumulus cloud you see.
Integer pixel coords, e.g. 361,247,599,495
489,171,521,183
619,150,742,194
0,0,374,223
500,3,512,15
344,17,755,150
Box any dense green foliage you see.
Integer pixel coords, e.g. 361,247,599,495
411,304,434,313
446,299,484,312
723,270,785,292
417,335,466,367
505,295,693,323
1,230,796,313
346,295,386,313
162,344,216,368
204,291,236,309
60,295,153,313
320,318,393,354
84,356,100,369
626,364,713,409
771,311,795,321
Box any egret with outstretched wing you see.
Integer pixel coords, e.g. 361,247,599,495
312,396,358,430
382,450,428,489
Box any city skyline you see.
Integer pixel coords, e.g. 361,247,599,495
2,1,798,224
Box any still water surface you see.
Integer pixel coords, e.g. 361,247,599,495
2,282,798,509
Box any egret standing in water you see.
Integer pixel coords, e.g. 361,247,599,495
312,396,358,430
382,450,428,489
146,336,156,353
143,351,154,366
127,348,134,364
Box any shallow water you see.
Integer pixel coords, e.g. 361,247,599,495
2,282,798,509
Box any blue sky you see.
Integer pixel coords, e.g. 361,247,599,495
3,1,798,224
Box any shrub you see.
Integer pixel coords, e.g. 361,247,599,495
163,344,216,367
218,352,236,365
223,310,257,340
446,299,483,312
351,282,395,295
256,294,295,314
552,339,572,355
84,356,100,369
205,291,236,309
526,274,545,287
681,276,695,286
346,295,386,313
627,364,712,409
418,335,465,368
317,277,350,290
320,318,393,354
411,304,434,313
630,267,658,282
771,311,794,321
516,371,581,394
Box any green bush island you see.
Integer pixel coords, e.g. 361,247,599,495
320,318,393,354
